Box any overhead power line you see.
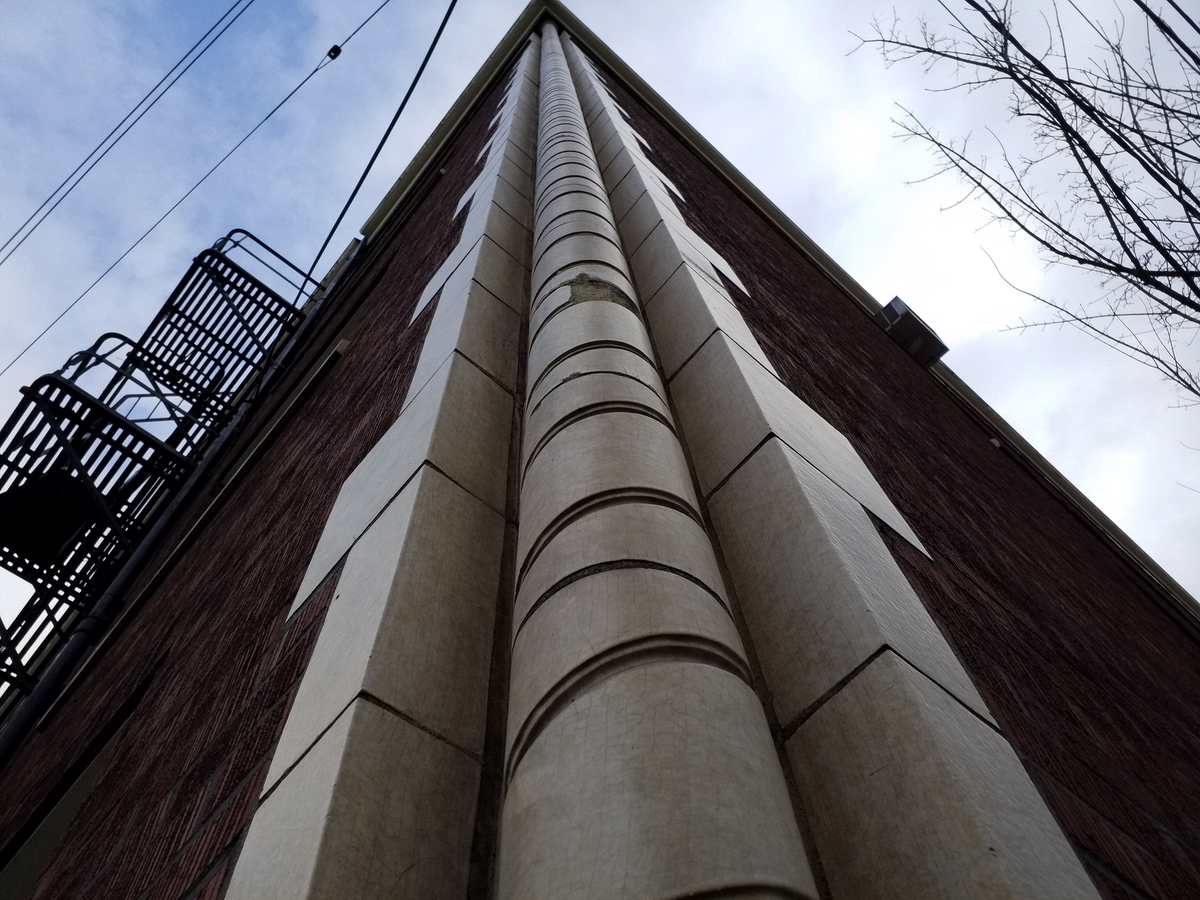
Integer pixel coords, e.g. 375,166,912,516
0,0,260,271
297,0,460,301
0,0,402,380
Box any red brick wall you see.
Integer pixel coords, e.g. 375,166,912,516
9,36,1195,900
0,61,511,900
602,63,1200,900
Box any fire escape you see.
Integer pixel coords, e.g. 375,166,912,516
0,231,318,721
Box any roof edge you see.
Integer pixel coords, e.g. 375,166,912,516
359,1,551,239
933,362,1200,626
353,0,1200,625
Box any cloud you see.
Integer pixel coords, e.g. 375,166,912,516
0,0,1195,621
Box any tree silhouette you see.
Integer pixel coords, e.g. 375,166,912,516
868,0,1200,402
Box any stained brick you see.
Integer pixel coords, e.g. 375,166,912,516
3,55,515,900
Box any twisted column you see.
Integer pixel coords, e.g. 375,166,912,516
496,21,817,900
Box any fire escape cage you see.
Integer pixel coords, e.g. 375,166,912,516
0,230,317,712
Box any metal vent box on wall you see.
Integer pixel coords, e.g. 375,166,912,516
875,295,948,366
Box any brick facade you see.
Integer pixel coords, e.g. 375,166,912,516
0,62,512,900
602,62,1200,900
4,14,1198,897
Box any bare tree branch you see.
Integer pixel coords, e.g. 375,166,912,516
865,0,1200,403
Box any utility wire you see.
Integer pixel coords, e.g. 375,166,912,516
0,0,259,270
0,0,248,258
297,0,459,302
0,0,399,381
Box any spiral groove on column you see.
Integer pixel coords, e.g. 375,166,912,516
495,20,817,900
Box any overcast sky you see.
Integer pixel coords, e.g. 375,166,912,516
0,0,1196,623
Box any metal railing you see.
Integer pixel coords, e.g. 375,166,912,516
0,230,316,716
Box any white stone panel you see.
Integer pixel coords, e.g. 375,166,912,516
401,215,531,399
592,124,624,172
629,218,727,303
292,351,512,607
611,173,686,242
402,260,520,395
608,163,650,224
467,141,530,200
504,138,534,178
492,149,534,200
583,103,618,146
671,330,925,551
268,466,503,790
788,652,1100,900
492,173,532,230
470,234,528,314
709,438,989,724
226,700,479,900
617,183,691,256
410,227,528,328
599,142,639,188
644,260,775,378
481,197,529,263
